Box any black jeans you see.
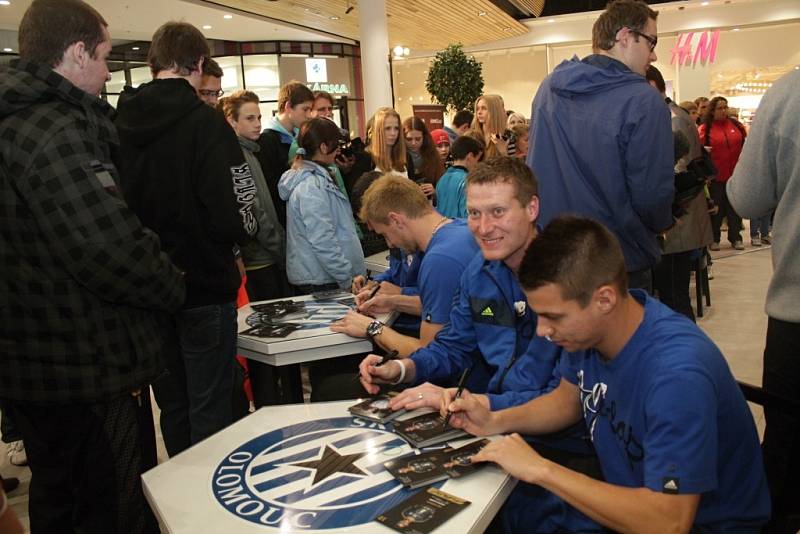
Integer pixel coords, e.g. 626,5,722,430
0,401,23,443
7,396,158,534
709,181,742,244
761,317,800,533
653,250,695,322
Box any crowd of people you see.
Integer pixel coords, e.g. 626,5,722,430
1,0,797,533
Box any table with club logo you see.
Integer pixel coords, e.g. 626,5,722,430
237,294,394,367
142,401,516,533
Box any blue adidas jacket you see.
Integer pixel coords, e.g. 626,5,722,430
528,55,674,271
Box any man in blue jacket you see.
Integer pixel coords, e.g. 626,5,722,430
527,0,674,293
359,158,600,532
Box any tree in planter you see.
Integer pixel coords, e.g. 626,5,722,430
425,44,484,113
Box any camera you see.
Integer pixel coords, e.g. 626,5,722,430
339,136,364,158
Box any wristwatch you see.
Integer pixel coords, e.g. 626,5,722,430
366,320,384,339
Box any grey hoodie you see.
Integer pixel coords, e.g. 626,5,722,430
727,69,800,322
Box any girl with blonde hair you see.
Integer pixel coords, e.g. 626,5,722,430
471,94,516,159
368,107,407,174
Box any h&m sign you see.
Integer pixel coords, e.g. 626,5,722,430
670,30,720,67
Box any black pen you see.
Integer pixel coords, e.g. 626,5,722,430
443,366,473,428
366,282,381,301
353,350,399,381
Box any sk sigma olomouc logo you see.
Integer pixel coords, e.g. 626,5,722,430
211,417,423,529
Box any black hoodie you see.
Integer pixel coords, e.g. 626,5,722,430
115,78,257,307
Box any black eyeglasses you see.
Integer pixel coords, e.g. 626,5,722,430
199,89,224,98
628,28,658,52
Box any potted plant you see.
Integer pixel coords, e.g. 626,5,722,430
425,44,484,113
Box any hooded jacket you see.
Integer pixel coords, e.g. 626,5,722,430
0,60,185,403
256,116,296,228
237,136,285,268
115,78,257,307
278,160,365,289
528,55,674,271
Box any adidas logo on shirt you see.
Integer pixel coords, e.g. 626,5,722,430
662,478,680,494
481,306,494,317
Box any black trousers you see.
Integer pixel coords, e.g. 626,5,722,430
245,265,304,406
709,181,742,244
654,250,695,322
7,396,158,534
761,317,800,533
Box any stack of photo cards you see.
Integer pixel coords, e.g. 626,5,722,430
375,487,470,534
393,411,468,448
348,392,406,424
383,439,489,489
239,323,300,338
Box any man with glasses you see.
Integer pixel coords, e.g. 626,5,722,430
527,0,674,294
198,57,224,107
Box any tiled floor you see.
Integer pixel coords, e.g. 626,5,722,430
0,241,776,532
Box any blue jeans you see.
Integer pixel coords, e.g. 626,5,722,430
750,214,771,238
153,302,236,457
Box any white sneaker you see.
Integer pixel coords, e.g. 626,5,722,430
7,440,27,466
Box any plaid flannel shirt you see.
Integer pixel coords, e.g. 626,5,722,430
0,60,185,403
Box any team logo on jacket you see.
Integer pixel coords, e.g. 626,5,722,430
211,417,416,529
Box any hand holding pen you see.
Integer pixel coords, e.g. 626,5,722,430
353,350,399,382
443,366,473,428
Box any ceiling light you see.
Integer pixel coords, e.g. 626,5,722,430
132,46,140,51
223,14,233,19
202,25,212,29
732,27,740,31
3,47,12,52
478,11,487,16
330,15,339,20
547,18,555,23
701,1,709,5
0,1,10,6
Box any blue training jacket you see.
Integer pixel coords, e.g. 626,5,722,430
410,253,592,454
528,54,674,271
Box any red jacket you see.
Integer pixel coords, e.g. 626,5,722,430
698,119,746,183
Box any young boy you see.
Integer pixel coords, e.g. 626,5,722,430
256,80,314,227
434,135,484,218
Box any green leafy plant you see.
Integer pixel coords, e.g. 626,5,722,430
425,44,484,113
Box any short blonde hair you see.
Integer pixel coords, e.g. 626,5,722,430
359,174,432,224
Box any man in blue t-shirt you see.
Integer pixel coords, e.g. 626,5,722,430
447,216,770,532
332,175,479,360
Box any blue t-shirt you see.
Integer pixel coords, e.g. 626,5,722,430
435,165,469,219
419,219,479,325
561,290,770,530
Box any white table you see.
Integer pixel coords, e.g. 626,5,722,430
143,401,516,533
364,249,391,274
237,295,392,367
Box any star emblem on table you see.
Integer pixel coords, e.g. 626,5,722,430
289,444,369,485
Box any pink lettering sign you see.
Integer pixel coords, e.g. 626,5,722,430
670,30,720,67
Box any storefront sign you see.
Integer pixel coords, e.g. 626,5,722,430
307,82,350,95
671,30,720,67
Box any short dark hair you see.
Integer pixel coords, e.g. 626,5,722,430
297,117,342,161
592,0,658,52
466,156,537,208
351,170,383,215
645,65,666,93
203,57,223,78
450,135,484,161
452,110,474,129
148,21,209,76
278,80,314,112
518,216,628,307
18,0,107,67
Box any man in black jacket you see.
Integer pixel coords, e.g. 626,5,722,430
115,21,257,457
257,80,314,228
0,1,185,531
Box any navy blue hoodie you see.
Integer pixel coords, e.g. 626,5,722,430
528,55,674,271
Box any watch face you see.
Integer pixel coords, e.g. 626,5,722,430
367,321,383,337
